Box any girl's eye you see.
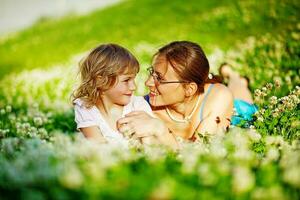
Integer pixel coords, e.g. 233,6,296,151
123,79,130,82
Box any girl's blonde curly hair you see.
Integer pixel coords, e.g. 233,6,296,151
72,44,139,108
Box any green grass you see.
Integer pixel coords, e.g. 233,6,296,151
0,1,299,198
0,0,299,77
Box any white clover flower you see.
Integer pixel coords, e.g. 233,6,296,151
247,129,261,142
0,129,7,138
285,76,292,85
252,186,286,200
272,112,279,118
144,145,168,163
257,117,264,122
282,166,300,188
5,105,12,113
291,120,300,129
59,165,84,189
8,114,16,121
227,128,251,149
254,89,262,97
265,147,280,162
273,77,282,88
23,123,31,130
197,163,218,186
33,117,43,126
0,109,5,115
82,162,104,182
232,166,255,194
259,108,265,115
265,135,285,147
38,128,48,138
210,138,227,158
269,96,278,105
22,116,29,122
266,83,273,90
149,177,174,200
233,148,254,163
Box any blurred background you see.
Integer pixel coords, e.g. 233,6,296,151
0,0,121,35
0,0,299,133
0,2,299,198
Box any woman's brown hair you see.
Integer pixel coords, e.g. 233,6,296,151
156,41,222,94
72,43,139,108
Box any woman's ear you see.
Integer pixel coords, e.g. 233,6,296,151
185,82,198,97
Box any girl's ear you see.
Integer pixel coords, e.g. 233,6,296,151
185,82,198,97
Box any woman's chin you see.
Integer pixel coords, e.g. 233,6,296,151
149,98,164,107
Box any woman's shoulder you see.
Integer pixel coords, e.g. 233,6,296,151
204,83,234,109
210,83,233,99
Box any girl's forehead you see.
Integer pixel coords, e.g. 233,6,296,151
120,65,138,76
118,72,136,77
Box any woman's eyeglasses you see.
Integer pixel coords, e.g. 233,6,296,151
147,67,188,86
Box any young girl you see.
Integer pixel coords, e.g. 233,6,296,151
72,43,153,146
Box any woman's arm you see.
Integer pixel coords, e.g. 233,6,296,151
196,85,234,136
80,126,107,144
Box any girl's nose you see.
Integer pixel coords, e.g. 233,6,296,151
129,80,137,91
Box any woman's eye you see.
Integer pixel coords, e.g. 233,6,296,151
123,79,130,82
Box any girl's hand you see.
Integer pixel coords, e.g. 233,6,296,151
117,111,165,139
117,111,179,150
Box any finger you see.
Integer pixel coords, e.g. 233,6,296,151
116,117,131,129
118,124,134,136
117,115,140,127
124,111,146,117
117,122,128,132
131,132,152,139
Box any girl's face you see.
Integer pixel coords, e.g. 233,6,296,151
103,73,137,106
145,56,186,107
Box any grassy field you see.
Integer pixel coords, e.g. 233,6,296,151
0,0,299,199
0,0,298,77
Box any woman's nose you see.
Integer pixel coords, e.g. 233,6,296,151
145,75,155,87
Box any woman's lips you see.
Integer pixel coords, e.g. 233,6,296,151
149,91,159,97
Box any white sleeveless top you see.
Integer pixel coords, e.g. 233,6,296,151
74,96,153,146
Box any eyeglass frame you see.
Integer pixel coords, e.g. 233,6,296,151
146,66,189,85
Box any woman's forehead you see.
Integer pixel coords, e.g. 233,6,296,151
153,56,180,79
152,55,168,73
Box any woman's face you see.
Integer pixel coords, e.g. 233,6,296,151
145,56,186,107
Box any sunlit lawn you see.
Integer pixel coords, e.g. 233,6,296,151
0,0,299,199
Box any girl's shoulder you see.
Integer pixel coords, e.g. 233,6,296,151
73,98,100,120
73,98,84,107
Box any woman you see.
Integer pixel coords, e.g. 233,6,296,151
117,41,254,148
